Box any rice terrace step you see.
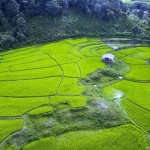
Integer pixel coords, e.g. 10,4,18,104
0,38,150,150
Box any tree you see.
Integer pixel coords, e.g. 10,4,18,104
61,0,68,14
26,0,42,16
1,17,8,31
16,31,26,41
94,4,101,18
132,25,139,35
16,16,26,27
137,10,143,18
7,0,20,17
0,10,4,22
45,1,62,16
106,9,115,20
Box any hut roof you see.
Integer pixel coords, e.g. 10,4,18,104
102,53,115,60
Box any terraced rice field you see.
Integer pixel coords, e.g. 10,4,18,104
0,38,150,150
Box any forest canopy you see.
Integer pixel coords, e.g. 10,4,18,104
0,0,150,50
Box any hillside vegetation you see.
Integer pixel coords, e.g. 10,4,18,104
0,0,150,50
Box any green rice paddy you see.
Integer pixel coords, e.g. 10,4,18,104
50,96,87,108
0,119,23,143
29,105,54,116
23,124,148,150
0,38,150,150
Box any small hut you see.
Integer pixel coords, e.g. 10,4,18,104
102,53,115,63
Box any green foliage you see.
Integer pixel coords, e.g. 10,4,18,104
102,68,119,77
0,97,48,116
16,17,26,27
29,105,53,116
0,119,23,143
50,96,88,108
6,0,19,17
121,98,150,131
56,124,148,150
23,136,55,150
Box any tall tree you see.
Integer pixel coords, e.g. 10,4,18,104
7,0,20,17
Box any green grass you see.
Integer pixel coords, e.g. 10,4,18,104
0,77,61,96
78,58,105,77
29,105,53,116
61,63,80,77
23,124,149,150
90,46,110,57
113,80,150,111
50,54,80,65
6,145,15,150
0,46,36,56
10,58,57,71
58,78,84,95
39,42,72,54
131,51,150,60
121,98,150,132
2,51,42,63
0,64,10,73
112,52,126,58
120,56,146,65
23,136,55,150
96,49,112,57
137,47,150,53
0,97,48,116
125,65,150,80
71,45,86,58
103,86,125,100
4,53,50,66
56,124,148,150
2,48,36,60
80,45,99,57
0,66,62,81
0,52,52,73
50,96,88,108
119,48,140,55
0,119,23,143
62,38,99,44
